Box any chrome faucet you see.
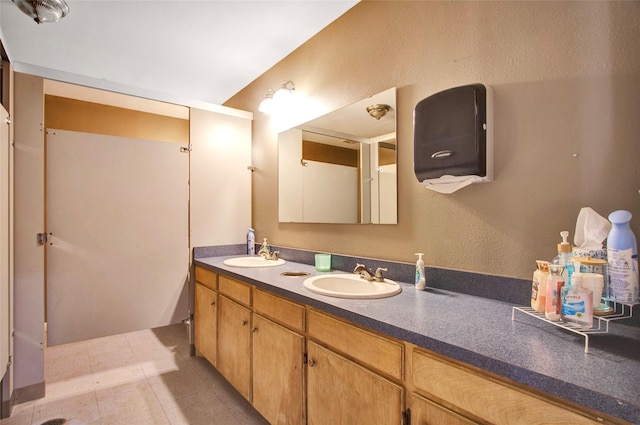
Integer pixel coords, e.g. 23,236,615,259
353,264,387,282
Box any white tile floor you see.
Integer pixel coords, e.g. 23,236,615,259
1,324,269,425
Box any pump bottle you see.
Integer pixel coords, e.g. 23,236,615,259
415,253,426,290
552,231,574,284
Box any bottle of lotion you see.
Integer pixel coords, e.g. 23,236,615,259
415,253,426,290
531,260,549,313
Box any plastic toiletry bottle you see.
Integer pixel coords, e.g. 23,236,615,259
258,238,271,257
415,253,426,290
560,272,593,329
552,231,574,284
247,228,255,255
545,264,565,321
531,260,549,313
607,210,639,303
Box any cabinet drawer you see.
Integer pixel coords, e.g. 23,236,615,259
412,349,604,425
254,289,304,333
307,309,403,380
195,266,217,291
218,275,251,306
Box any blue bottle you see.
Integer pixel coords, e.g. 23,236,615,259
606,210,638,303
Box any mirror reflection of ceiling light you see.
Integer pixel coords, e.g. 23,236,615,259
366,103,391,120
12,0,70,24
259,81,296,114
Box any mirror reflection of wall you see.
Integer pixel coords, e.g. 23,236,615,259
278,88,397,224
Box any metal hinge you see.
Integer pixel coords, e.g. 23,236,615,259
303,352,308,365
36,232,52,246
5,114,11,125
180,145,192,153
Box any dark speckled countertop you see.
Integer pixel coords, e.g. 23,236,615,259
195,254,640,424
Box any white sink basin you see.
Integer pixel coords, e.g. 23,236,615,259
303,274,401,299
223,256,286,268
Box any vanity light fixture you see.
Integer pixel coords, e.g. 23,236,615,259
12,0,70,23
258,81,296,114
366,103,391,120
258,89,275,114
273,80,296,104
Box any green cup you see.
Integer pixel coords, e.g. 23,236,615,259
314,254,332,272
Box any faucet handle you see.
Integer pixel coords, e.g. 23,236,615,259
374,267,388,281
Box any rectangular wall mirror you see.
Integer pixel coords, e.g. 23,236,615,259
278,87,397,224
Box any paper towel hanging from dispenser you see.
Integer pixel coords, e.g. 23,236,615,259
414,83,494,194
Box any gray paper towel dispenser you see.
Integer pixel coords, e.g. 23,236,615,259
414,84,493,193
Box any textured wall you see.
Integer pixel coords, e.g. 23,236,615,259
225,1,640,280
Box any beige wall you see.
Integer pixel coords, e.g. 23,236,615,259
225,1,640,280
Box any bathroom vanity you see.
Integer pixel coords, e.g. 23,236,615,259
193,255,639,425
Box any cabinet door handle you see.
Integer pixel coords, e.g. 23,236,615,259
242,320,248,326
210,301,215,306
252,327,258,333
308,359,316,367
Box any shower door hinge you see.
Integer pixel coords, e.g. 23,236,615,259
180,145,192,153
36,232,52,246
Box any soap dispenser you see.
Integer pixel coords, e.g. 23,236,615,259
415,253,426,290
258,238,271,257
552,231,574,284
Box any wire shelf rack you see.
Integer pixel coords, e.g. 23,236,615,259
512,300,638,353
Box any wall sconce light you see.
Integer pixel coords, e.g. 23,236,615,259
12,0,70,24
273,80,295,104
258,89,274,114
259,80,295,114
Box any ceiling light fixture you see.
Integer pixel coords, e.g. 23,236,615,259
258,89,274,114
366,103,391,120
13,0,70,24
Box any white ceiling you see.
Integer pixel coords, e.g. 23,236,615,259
0,0,358,109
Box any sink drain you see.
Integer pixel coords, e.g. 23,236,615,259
280,271,310,277
40,419,67,425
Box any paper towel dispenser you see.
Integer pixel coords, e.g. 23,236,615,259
414,84,493,193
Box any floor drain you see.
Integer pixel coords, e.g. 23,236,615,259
40,419,67,425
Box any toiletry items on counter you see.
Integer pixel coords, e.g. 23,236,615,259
247,228,255,255
560,272,593,329
545,264,565,321
258,238,271,257
415,253,426,290
531,260,549,313
607,210,639,303
551,231,574,284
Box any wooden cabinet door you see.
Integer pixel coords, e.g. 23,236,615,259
307,341,404,425
217,295,252,399
252,314,305,425
194,283,217,365
410,393,477,425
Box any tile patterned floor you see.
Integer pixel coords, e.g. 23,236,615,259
1,324,269,425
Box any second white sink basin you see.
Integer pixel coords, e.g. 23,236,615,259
303,274,401,299
223,256,286,268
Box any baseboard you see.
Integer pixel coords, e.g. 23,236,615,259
14,381,44,405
